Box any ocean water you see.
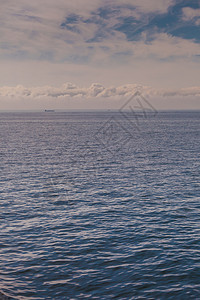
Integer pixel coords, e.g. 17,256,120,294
0,111,200,299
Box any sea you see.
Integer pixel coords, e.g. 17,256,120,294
0,111,200,299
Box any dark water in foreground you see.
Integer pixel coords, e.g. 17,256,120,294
0,111,200,299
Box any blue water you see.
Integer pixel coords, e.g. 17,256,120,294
0,111,200,299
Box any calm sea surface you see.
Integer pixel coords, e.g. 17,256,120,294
0,111,200,299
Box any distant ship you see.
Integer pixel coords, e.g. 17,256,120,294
44,109,55,112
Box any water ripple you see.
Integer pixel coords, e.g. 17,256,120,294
0,112,200,299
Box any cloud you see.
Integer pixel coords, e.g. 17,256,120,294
0,0,188,63
114,0,173,14
182,7,200,25
133,33,200,59
159,87,200,97
1,0,200,104
1,83,200,99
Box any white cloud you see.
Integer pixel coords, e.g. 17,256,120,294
114,0,173,14
87,33,200,64
0,0,200,107
1,83,200,99
182,7,200,20
0,0,177,63
182,7,200,25
1,82,200,111
132,33,200,59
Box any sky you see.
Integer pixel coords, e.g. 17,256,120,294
0,0,200,110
